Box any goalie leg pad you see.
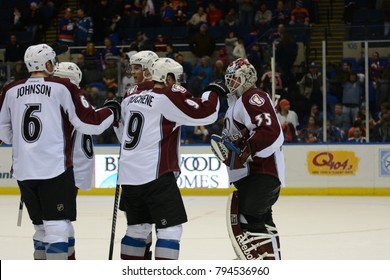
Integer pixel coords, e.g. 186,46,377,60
227,191,280,260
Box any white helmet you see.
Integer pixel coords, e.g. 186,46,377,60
150,58,183,85
225,58,257,97
53,62,82,86
129,50,158,71
24,44,57,74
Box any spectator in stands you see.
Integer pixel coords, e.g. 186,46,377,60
347,125,367,143
272,1,290,26
4,34,25,77
371,113,390,142
224,8,239,31
189,23,216,58
102,54,120,94
225,31,238,62
104,14,121,45
260,63,285,98
174,52,192,86
100,37,122,69
275,31,298,88
298,62,323,110
289,0,310,26
174,7,188,26
121,56,135,94
269,23,285,47
237,0,256,27
191,56,213,89
370,51,384,79
243,27,259,51
331,103,351,134
342,72,365,125
254,3,272,33
142,0,157,26
91,0,114,43
135,31,153,51
160,0,175,25
187,6,207,34
74,8,93,46
246,43,263,75
212,59,226,81
375,69,390,110
165,43,175,59
384,0,390,37
232,38,246,59
11,6,26,32
187,71,206,98
302,103,323,129
154,34,168,52
25,2,44,44
216,47,229,68
329,61,352,102
297,116,319,143
38,0,55,33
343,0,355,24
317,119,346,143
277,98,300,131
206,2,223,27
58,8,75,45
377,102,390,122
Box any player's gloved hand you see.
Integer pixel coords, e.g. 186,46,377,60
204,80,230,97
210,128,252,170
102,99,121,123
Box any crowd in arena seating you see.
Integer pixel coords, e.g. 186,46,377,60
1,0,389,143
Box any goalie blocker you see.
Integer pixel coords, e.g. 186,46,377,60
227,191,281,260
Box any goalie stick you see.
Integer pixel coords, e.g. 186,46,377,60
108,184,120,260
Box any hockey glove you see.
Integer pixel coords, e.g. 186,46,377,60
210,131,252,170
204,80,230,97
103,99,121,123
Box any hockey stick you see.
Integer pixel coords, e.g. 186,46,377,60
108,184,120,260
17,196,23,227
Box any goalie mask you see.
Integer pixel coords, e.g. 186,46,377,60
225,58,257,97
24,44,57,74
54,62,82,86
150,58,184,85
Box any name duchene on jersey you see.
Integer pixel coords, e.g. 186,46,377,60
17,84,52,98
126,93,154,107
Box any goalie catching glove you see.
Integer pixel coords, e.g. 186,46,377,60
204,80,230,97
102,99,121,123
210,128,253,170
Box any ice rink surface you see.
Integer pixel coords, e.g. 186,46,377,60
1,195,390,260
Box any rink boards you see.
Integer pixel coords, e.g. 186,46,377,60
1,144,390,196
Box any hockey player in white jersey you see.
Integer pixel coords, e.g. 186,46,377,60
116,57,229,260
117,50,159,259
0,43,120,260
53,61,95,259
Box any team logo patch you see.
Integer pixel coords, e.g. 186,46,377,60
185,99,199,109
249,94,265,107
171,84,186,93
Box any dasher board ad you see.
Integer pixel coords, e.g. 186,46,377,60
94,153,230,189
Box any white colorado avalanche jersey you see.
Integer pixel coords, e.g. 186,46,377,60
0,77,114,181
116,84,220,185
72,130,94,190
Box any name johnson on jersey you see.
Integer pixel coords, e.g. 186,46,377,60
17,84,52,98
126,93,154,107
